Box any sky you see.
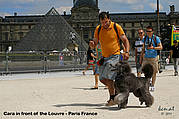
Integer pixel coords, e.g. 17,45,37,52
0,0,178,17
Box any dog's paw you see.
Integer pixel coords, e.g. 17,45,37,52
117,104,127,110
140,101,144,105
146,104,152,107
145,103,152,107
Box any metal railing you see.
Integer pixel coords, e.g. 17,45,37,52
0,51,87,74
0,50,172,75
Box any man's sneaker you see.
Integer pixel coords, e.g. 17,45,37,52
174,72,178,76
150,86,155,92
149,80,152,87
159,70,163,73
105,99,116,106
82,71,85,75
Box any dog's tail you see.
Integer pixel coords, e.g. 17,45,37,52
142,63,154,78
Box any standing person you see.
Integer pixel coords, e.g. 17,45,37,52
82,41,96,75
91,44,102,89
135,29,144,77
140,26,163,92
170,40,179,76
90,12,130,106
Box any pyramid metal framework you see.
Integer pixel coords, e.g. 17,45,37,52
14,7,88,51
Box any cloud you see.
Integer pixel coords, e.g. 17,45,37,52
0,0,34,3
16,0,34,2
132,4,144,11
0,12,11,17
56,6,71,15
104,0,139,4
149,3,164,10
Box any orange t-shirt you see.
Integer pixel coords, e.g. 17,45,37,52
94,22,125,58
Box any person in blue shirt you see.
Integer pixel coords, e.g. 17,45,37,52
140,26,163,92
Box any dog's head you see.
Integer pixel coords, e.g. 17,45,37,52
142,63,154,78
111,61,131,75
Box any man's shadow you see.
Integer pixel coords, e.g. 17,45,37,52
91,105,146,111
54,103,104,108
53,103,146,111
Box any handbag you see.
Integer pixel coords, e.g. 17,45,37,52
88,60,95,65
97,57,104,66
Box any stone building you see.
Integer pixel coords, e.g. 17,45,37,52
0,0,179,51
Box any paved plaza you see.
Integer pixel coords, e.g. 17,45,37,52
0,66,179,119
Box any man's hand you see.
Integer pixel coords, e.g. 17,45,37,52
147,45,154,50
123,52,129,60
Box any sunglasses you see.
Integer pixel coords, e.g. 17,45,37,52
146,30,152,32
138,32,143,34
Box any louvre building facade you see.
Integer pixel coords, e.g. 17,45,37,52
0,0,179,51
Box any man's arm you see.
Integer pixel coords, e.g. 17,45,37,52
135,48,137,63
170,50,173,58
91,52,97,59
120,34,130,60
139,43,145,64
148,42,163,50
155,42,163,50
148,37,163,50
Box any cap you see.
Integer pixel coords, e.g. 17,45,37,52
173,40,177,43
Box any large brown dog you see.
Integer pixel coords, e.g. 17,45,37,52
112,61,154,109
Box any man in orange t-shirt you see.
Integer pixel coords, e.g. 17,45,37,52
90,12,130,106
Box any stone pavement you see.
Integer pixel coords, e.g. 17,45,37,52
0,65,178,119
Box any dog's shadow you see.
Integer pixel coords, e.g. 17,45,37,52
53,103,147,111
54,103,104,108
72,86,107,90
93,105,147,111
72,87,96,90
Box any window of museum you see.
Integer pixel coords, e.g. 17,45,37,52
119,23,123,27
152,22,157,27
92,31,94,37
83,34,88,39
123,29,126,34
28,25,32,29
5,32,8,41
4,25,10,31
20,25,22,30
123,23,126,27
149,22,152,26
91,23,94,27
18,32,24,39
126,23,132,28
132,29,135,38
83,30,88,39
1,26,4,30
126,31,131,38
77,24,79,28
144,22,149,27
132,23,134,27
134,23,140,27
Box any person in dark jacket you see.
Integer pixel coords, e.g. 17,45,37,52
170,40,179,76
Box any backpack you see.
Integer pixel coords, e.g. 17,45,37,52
97,23,122,50
143,35,157,47
143,35,160,55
